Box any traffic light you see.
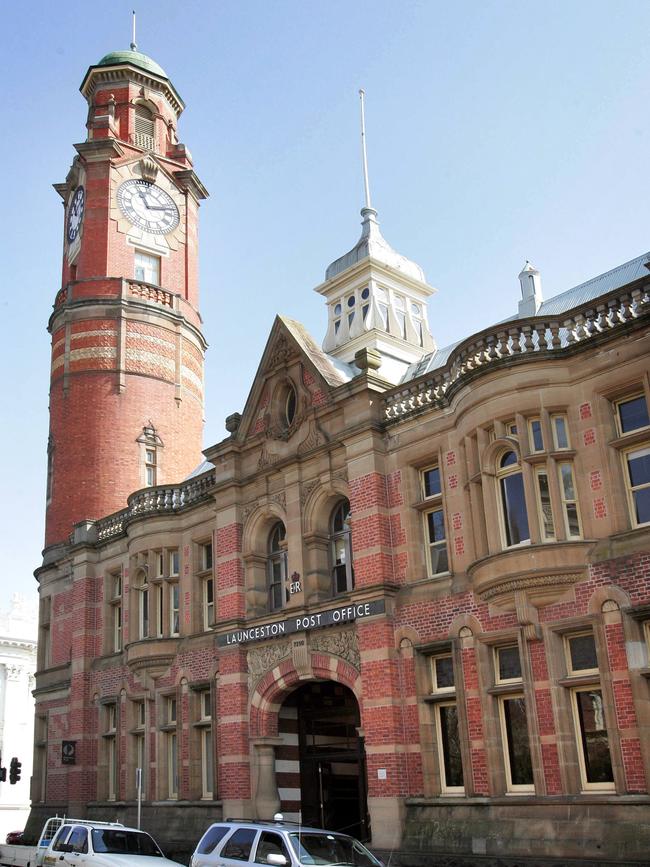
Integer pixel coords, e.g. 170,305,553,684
9,758,21,785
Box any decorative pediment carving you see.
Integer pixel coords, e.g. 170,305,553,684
139,156,158,183
310,629,360,670
247,641,291,688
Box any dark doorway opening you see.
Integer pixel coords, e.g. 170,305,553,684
282,681,369,841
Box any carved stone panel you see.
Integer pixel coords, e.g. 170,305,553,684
310,629,360,670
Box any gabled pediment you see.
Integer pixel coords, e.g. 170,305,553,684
231,315,357,449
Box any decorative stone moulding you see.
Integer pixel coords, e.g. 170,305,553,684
468,540,592,611
125,637,178,681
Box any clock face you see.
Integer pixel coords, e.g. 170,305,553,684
117,179,180,235
67,186,85,244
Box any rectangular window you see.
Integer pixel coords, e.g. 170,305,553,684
551,414,570,450
198,690,213,799
422,466,442,498
145,449,156,487
169,584,180,636
495,645,522,684
528,418,544,452
616,393,650,435
565,632,598,675
105,704,118,801
623,446,650,526
109,570,122,652
421,465,448,575
203,577,214,630
506,420,518,436
535,468,556,540
430,654,455,694
201,728,213,798
425,508,448,575
572,688,614,790
167,731,178,798
435,703,464,793
558,463,582,538
201,541,213,571
170,549,180,576
155,551,165,577
139,583,149,640
155,584,164,638
499,695,534,791
134,250,160,285
394,294,406,338
134,700,146,800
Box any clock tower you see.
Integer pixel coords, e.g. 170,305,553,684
46,47,208,548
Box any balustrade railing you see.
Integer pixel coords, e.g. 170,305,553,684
128,280,175,308
384,283,650,421
94,470,216,543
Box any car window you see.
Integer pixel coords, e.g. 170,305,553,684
52,827,73,852
196,825,231,855
221,828,257,861
68,828,88,854
254,832,290,865
91,830,162,856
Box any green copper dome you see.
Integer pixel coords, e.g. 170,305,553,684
97,49,167,79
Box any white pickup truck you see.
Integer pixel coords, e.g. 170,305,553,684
0,819,184,867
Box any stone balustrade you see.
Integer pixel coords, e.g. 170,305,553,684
384,283,650,422
127,280,175,308
94,470,216,543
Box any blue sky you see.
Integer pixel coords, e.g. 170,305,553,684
3,0,650,603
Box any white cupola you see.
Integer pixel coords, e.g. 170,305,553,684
314,91,436,384
518,260,543,317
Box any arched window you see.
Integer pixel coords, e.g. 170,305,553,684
331,500,354,594
497,451,530,547
267,523,287,612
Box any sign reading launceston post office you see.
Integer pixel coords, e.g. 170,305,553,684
217,599,386,647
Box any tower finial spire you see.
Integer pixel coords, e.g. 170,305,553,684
359,89,373,212
130,9,137,51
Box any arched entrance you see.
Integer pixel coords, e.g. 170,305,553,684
276,681,369,840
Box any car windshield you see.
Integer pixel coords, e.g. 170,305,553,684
91,830,163,857
287,832,382,866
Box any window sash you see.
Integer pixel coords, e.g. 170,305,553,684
430,654,455,694
499,472,530,547
499,695,534,792
169,584,180,636
435,702,464,793
425,508,448,575
551,414,570,450
616,394,650,436
168,732,178,798
535,468,556,540
565,632,598,676
203,577,215,630
201,727,214,798
558,463,582,538
528,418,544,452
571,688,614,790
624,446,650,526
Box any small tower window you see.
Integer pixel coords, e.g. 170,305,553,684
347,295,356,327
333,302,342,334
395,295,407,338
134,104,155,150
376,287,389,331
138,423,163,487
411,302,424,346
134,250,160,285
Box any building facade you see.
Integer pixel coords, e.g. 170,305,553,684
0,595,37,841
29,46,650,865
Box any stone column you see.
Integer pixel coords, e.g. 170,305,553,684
252,738,283,819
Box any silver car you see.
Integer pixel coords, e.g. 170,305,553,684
190,817,385,867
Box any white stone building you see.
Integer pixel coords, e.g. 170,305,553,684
0,595,37,841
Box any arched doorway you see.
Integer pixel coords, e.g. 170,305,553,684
276,681,369,840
